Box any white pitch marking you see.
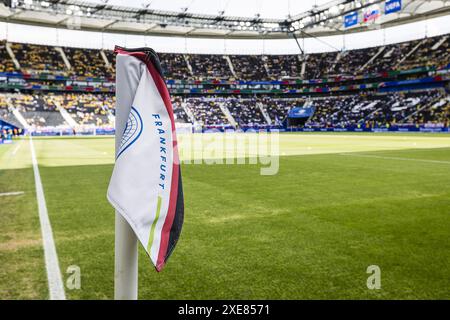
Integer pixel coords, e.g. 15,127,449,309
29,136,66,300
0,191,24,197
340,153,450,165
11,140,22,156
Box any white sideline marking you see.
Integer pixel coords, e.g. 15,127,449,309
29,137,66,300
340,153,450,165
0,191,24,197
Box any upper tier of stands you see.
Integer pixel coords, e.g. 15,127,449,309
0,34,448,80
10,42,66,74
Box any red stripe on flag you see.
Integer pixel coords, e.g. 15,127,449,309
144,60,180,272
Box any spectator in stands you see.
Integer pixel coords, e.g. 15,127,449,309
229,55,268,80
11,42,66,74
188,54,232,79
64,47,111,78
0,41,17,73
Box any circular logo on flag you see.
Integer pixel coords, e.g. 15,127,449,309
117,106,143,159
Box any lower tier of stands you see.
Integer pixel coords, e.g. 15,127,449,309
0,89,449,134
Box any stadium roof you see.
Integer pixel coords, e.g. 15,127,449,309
0,0,449,39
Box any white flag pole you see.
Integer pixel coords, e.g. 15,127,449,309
114,213,138,300
114,53,139,300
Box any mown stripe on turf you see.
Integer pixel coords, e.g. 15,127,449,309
339,153,450,164
0,191,24,197
29,136,66,300
11,141,22,156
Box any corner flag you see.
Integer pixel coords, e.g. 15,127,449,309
107,46,184,272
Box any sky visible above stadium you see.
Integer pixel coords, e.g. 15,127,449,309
87,0,331,19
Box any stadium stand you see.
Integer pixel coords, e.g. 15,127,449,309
11,42,66,74
265,55,302,79
0,96,22,128
104,49,116,73
229,55,268,80
225,98,266,127
0,90,448,130
304,51,337,79
184,98,229,126
400,35,450,70
365,39,420,74
263,97,303,125
332,47,380,75
366,91,448,127
0,34,449,132
306,91,448,128
188,54,233,79
159,53,192,80
409,94,450,125
0,41,17,73
64,47,111,78
0,34,448,79
224,97,267,126
7,93,66,128
48,93,114,127
172,98,191,123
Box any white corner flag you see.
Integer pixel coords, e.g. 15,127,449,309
108,46,184,272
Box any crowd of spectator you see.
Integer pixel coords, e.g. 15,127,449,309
261,97,303,125
229,55,268,80
64,47,110,78
48,93,114,126
303,51,337,79
5,93,66,128
0,93,116,128
0,96,22,128
188,54,232,79
159,53,192,80
0,90,448,129
184,97,229,126
0,34,449,131
172,98,191,123
0,41,16,73
11,42,66,74
0,34,449,80
400,36,450,71
307,90,448,128
224,97,266,127
365,39,419,74
104,50,116,73
409,93,450,126
332,47,380,75
265,55,302,79
368,91,447,126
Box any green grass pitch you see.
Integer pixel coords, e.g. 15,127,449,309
1,133,450,299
